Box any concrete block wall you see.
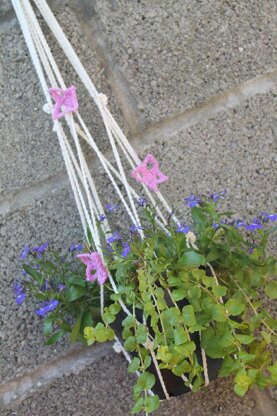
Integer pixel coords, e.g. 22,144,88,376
0,1,276,415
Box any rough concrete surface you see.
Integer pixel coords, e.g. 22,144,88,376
143,92,277,218
0,0,277,415
95,0,277,124
1,353,267,416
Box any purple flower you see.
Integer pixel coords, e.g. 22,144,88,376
176,224,190,234
265,213,277,222
105,203,119,213
248,246,255,254
69,243,83,252
234,219,246,228
107,232,121,244
138,197,147,207
20,245,30,260
35,299,59,317
184,195,201,208
129,224,144,233
14,281,25,305
40,280,49,292
245,220,263,231
99,214,106,222
33,242,49,258
212,223,219,230
208,190,227,203
57,283,66,292
122,242,131,257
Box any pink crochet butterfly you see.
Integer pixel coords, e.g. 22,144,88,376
77,252,108,285
132,154,168,192
49,86,79,120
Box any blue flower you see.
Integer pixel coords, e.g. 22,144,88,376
20,245,30,260
57,283,66,292
107,232,121,244
184,195,201,208
129,224,144,233
122,242,130,257
33,242,49,258
265,213,277,222
176,224,190,234
14,281,25,305
35,299,59,317
208,190,227,203
245,219,263,231
137,197,147,207
234,219,246,228
69,243,83,252
105,203,119,213
99,214,106,222
40,281,48,292
212,223,219,230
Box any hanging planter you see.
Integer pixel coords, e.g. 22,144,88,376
12,1,277,415
17,195,277,414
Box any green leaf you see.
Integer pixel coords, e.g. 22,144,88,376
225,298,245,316
144,355,151,369
67,275,86,287
182,305,197,326
188,286,201,299
163,307,181,326
261,331,271,344
234,372,253,395
66,285,86,302
136,325,148,344
212,285,227,297
179,251,206,267
103,311,116,324
218,356,239,377
45,329,66,345
265,281,277,299
235,334,255,345
234,383,248,397
70,315,82,343
172,360,191,376
94,323,114,342
211,304,227,322
122,316,135,328
124,336,137,352
43,317,53,336
174,327,189,345
22,264,42,282
145,395,160,413
201,275,215,287
191,206,208,227
179,341,196,357
171,288,187,301
109,303,121,315
268,362,277,384
128,357,140,374
137,372,155,390
131,397,144,414
156,346,172,363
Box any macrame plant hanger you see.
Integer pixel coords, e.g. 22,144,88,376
11,0,211,397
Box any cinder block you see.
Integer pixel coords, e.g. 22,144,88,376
95,0,277,123
0,3,124,196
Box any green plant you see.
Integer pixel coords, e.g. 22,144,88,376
17,194,277,415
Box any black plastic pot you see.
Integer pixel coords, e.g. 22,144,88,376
112,309,222,400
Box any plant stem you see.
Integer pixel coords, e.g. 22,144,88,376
233,279,277,336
